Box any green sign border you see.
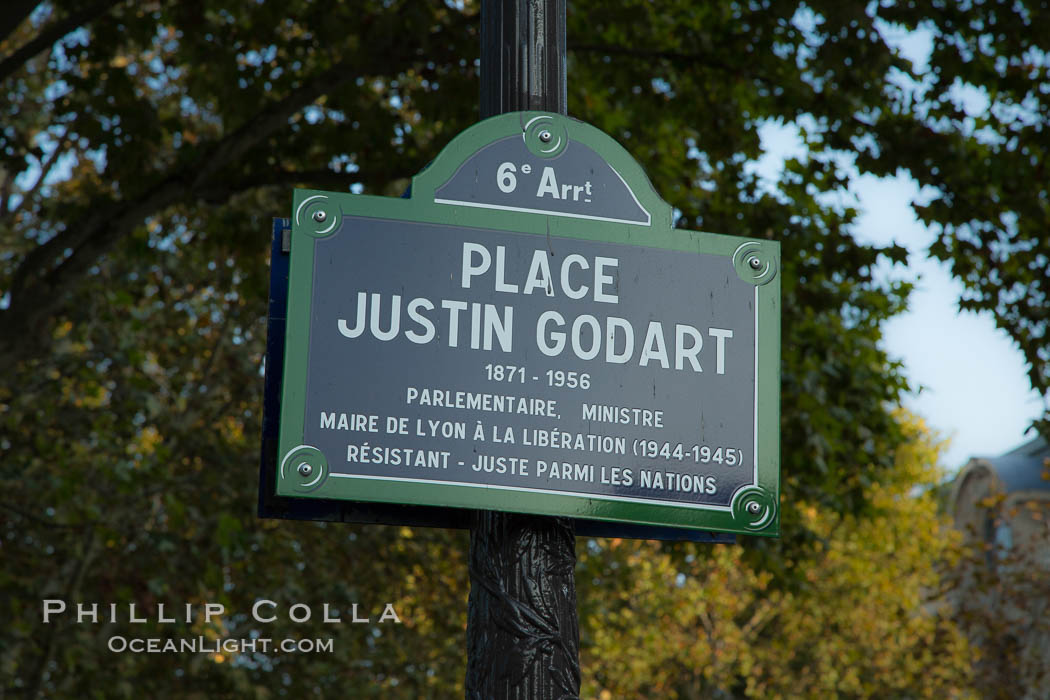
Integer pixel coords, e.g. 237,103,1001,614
277,112,781,537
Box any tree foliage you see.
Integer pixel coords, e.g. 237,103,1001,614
1,0,1043,696
579,415,973,699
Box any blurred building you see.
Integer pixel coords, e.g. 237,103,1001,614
950,436,1050,699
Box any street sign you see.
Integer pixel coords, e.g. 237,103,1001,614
275,112,780,536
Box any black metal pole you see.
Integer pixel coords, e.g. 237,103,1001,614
479,0,566,117
466,2,579,699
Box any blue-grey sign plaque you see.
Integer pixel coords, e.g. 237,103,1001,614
277,112,780,536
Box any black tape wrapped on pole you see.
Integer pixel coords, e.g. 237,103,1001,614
466,1,580,699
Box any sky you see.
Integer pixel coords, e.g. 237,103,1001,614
754,127,1044,470
851,173,1045,469
750,17,1048,470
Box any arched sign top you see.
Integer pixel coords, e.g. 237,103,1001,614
412,112,674,230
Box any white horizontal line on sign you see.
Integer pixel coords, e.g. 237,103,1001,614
328,472,738,512
434,198,652,227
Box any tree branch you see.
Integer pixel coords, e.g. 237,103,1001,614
25,528,97,700
569,42,776,87
0,0,39,47
2,126,70,224
0,0,123,86
0,168,10,217
197,168,361,202
0,61,362,364
0,499,99,529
